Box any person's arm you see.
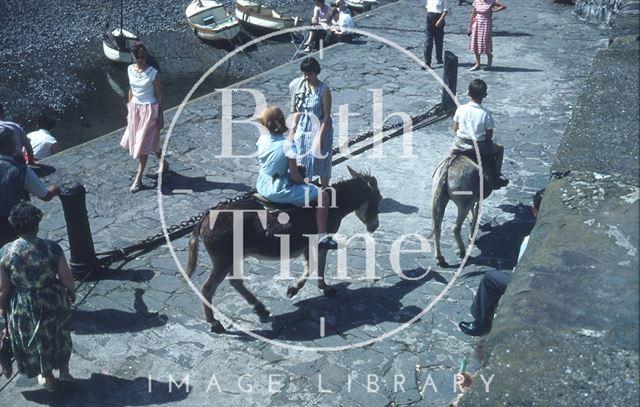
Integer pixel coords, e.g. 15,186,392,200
436,1,448,27
22,133,35,164
24,168,59,201
493,1,507,12
153,74,164,129
288,159,304,183
50,142,61,155
484,128,493,142
467,7,477,34
453,120,460,134
318,86,332,150
56,256,75,304
0,264,10,316
311,6,320,24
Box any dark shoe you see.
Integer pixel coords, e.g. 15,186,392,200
459,321,490,336
494,176,509,190
318,237,338,250
436,60,443,65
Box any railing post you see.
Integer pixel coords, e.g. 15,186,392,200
58,182,98,277
442,50,459,114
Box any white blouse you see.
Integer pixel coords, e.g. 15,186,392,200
128,65,158,104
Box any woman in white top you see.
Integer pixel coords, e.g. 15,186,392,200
120,43,169,193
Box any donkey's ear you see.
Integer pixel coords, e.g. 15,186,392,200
347,166,360,178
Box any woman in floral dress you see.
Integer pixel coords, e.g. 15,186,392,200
468,0,507,70
0,202,75,391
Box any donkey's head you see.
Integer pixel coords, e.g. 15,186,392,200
347,166,382,232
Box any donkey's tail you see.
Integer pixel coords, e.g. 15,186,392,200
428,157,453,239
185,215,205,280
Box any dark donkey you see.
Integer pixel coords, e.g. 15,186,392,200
185,167,382,333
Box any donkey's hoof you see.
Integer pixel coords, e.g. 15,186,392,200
436,256,448,267
210,322,228,334
322,286,337,296
287,285,299,298
255,303,271,323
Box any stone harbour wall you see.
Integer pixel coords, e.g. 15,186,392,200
575,0,640,24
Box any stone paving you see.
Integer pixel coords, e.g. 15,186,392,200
0,1,606,405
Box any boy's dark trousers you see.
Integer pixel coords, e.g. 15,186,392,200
424,13,445,66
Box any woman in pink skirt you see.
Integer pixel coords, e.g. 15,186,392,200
120,43,169,193
467,0,507,71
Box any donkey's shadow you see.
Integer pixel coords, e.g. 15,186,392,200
251,268,445,342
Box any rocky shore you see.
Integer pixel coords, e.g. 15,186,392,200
0,0,390,148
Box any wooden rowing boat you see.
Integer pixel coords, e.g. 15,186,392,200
234,0,300,32
186,0,240,41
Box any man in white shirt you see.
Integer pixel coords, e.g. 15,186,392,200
27,115,60,161
424,0,449,68
327,3,356,43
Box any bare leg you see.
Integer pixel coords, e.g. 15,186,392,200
315,189,330,234
471,53,481,70
131,154,148,192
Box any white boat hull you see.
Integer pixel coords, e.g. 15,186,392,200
346,0,378,12
102,28,139,63
186,0,241,41
235,0,299,31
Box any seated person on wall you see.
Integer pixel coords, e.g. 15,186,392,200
450,79,509,189
326,3,356,44
459,189,544,336
27,115,61,161
304,0,332,52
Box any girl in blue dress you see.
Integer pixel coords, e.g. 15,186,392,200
289,57,333,188
256,106,337,250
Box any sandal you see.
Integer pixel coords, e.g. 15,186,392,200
130,180,142,193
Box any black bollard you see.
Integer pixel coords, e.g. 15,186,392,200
58,183,98,277
442,50,459,114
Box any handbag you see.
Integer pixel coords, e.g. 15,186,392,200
0,314,13,378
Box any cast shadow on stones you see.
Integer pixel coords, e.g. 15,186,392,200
150,172,252,195
31,164,56,178
492,31,533,37
71,289,168,335
81,268,155,283
21,373,189,406
250,268,446,342
378,197,419,215
464,202,535,271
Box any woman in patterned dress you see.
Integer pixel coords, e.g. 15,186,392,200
467,0,507,71
0,203,75,391
288,57,334,188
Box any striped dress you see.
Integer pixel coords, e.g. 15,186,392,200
469,0,495,55
294,81,333,179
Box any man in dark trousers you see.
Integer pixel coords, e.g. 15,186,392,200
0,128,59,246
424,0,449,68
459,189,545,336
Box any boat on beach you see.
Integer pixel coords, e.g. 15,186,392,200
102,0,139,63
234,0,300,32
345,0,378,12
186,0,241,42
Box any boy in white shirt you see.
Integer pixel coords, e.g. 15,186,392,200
27,115,60,161
451,79,508,189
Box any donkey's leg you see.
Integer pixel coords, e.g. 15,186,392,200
316,248,336,295
432,194,449,267
202,259,231,334
469,202,480,242
453,200,474,259
229,279,271,323
287,251,311,298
